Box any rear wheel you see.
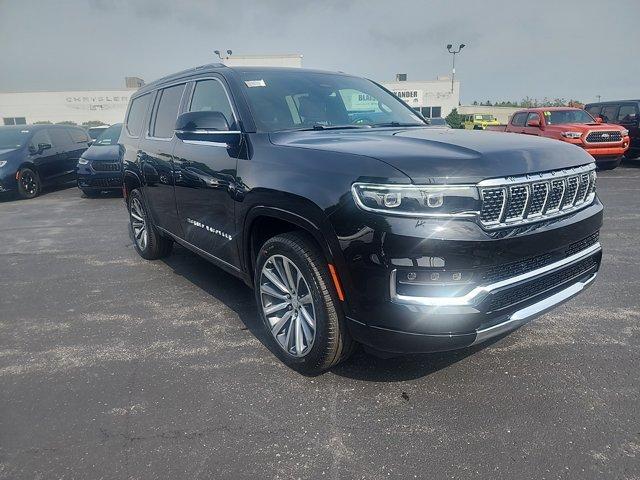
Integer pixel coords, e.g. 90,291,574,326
128,189,173,260
255,232,354,374
17,167,40,199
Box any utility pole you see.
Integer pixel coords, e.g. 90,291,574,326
446,44,465,94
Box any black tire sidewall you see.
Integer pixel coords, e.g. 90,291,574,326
254,235,337,373
17,168,40,199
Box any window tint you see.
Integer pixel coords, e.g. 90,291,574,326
617,105,638,123
126,93,151,137
600,105,618,123
29,130,52,151
48,128,71,149
152,84,185,138
189,80,236,129
68,128,90,144
511,112,528,126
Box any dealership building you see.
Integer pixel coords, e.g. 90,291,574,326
0,55,460,126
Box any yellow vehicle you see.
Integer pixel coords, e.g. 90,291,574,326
462,113,500,130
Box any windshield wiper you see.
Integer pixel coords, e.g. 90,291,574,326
295,124,373,131
369,122,426,128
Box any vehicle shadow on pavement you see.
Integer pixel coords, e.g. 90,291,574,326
159,243,503,382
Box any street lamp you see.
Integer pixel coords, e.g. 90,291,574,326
214,49,233,61
446,43,465,94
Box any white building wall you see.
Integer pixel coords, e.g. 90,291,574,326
0,90,136,125
380,79,460,118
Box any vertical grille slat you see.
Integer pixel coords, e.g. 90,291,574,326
477,164,596,230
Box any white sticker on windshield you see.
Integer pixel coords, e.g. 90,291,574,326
245,79,266,88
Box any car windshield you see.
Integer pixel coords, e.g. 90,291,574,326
239,70,426,132
0,128,31,150
88,127,108,140
93,124,122,146
544,109,595,125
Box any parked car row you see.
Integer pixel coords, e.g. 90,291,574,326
486,107,631,169
0,123,123,199
585,100,640,159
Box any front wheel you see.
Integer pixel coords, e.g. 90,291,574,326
128,189,173,260
17,167,41,199
255,232,354,374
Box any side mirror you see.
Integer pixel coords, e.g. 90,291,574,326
30,142,52,154
175,111,240,146
527,118,541,128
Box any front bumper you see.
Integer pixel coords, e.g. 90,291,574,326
332,197,603,353
77,162,123,190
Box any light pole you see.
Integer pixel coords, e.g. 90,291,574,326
596,95,602,103
214,49,233,61
446,44,465,94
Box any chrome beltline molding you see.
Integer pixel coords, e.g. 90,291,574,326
390,242,601,307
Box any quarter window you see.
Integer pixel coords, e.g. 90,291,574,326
189,79,236,129
511,112,528,126
126,94,151,137
151,84,185,138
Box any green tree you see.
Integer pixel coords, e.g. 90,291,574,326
56,121,77,125
445,108,464,129
81,120,107,128
34,120,53,124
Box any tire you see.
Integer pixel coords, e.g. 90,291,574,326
254,232,354,374
81,188,100,198
128,189,173,260
597,157,622,170
17,167,41,199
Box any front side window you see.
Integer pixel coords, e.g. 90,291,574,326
585,105,601,117
48,128,71,149
151,84,185,138
189,79,236,129
600,105,618,123
126,94,151,137
617,105,638,123
543,109,595,125
29,130,52,152
239,71,424,132
526,112,541,125
511,112,528,126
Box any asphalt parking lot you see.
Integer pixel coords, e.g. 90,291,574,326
1,164,639,480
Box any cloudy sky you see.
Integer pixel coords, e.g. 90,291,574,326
1,0,638,104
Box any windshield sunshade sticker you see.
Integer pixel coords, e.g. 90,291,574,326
245,79,266,88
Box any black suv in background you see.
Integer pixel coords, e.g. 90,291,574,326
585,100,640,159
122,64,603,373
77,123,123,197
0,124,91,199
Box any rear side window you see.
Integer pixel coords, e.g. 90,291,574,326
126,94,151,137
151,84,185,138
511,112,528,126
68,128,90,144
48,128,72,149
29,130,52,152
600,105,618,123
617,105,638,123
189,79,236,129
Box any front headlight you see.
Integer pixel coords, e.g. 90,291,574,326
0,160,7,168
621,129,629,136
351,183,480,217
561,132,583,139
78,157,90,165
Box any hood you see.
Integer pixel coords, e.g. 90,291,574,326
0,148,20,158
81,144,122,162
269,127,594,183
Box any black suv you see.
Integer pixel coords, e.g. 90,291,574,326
0,124,91,199
122,65,603,373
585,100,640,159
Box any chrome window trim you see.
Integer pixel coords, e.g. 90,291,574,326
390,242,601,307
175,129,242,135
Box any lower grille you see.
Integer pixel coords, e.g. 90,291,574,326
486,255,598,312
90,177,122,187
586,131,622,143
565,232,599,257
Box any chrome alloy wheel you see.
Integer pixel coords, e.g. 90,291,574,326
130,197,148,251
259,254,316,357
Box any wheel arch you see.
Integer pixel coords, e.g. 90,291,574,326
123,170,142,204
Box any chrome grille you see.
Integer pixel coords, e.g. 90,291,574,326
92,162,121,172
478,164,596,230
586,131,622,143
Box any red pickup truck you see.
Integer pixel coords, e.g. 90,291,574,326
487,107,630,169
